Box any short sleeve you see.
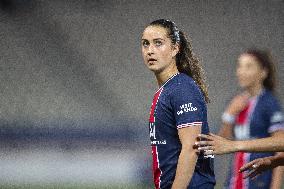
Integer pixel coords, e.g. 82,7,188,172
267,97,284,133
171,83,205,129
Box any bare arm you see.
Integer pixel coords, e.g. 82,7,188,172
196,131,284,155
171,125,201,189
200,92,248,153
240,153,284,179
234,131,284,153
220,92,250,134
218,123,233,139
270,152,284,189
270,131,284,189
219,93,250,138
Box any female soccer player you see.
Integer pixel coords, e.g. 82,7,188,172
196,49,284,189
141,19,215,189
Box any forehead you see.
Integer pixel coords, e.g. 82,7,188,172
238,54,258,64
142,25,169,39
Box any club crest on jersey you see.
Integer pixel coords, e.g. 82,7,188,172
177,103,197,115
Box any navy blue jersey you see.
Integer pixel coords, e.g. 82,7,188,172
148,73,215,189
224,90,284,189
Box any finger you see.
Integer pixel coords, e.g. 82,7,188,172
243,169,259,179
240,160,258,172
243,171,253,179
252,164,259,169
239,165,251,173
203,149,215,156
198,134,212,140
195,141,213,146
198,146,214,151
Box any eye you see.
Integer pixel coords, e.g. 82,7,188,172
154,40,162,46
142,40,149,47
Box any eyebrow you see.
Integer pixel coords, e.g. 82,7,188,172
141,38,165,41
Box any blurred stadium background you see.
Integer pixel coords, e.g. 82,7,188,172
0,0,283,188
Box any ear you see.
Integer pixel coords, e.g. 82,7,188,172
171,43,180,58
261,68,268,80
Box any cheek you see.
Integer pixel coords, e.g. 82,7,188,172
247,69,261,78
159,47,172,60
242,72,262,84
141,49,147,58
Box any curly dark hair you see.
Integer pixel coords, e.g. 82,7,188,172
148,19,210,103
244,48,277,92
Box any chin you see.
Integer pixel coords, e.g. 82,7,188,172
148,65,161,73
239,83,254,90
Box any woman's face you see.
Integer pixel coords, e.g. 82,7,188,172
141,25,179,74
236,53,267,89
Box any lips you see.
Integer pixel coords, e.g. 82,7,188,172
148,58,157,64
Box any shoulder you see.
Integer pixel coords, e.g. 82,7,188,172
260,90,281,107
257,90,283,119
171,73,203,96
167,73,205,104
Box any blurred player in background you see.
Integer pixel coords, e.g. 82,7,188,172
196,49,284,189
141,19,215,189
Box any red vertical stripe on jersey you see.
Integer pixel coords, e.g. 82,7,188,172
231,103,249,189
230,98,257,189
233,152,245,189
149,88,163,189
152,145,161,189
149,88,163,122
236,104,249,125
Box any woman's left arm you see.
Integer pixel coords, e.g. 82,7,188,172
270,152,284,189
270,131,284,189
171,125,201,189
196,131,284,155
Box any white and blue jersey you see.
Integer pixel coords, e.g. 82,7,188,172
148,73,215,189
224,90,284,189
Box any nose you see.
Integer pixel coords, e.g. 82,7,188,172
146,44,154,55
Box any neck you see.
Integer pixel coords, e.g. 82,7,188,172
155,63,179,87
246,83,264,97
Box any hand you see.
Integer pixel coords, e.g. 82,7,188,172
225,92,250,115
239,156,275,179
195,133,235,155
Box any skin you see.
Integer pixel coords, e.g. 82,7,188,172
239,153,284,179
195,54,284,187
196,132,284,155
141,25,179,86
142,25,200,189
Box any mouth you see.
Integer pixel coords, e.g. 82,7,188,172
147,58,157,64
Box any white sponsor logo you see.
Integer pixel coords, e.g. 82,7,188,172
151,140,167,145
177,103,197,115
204,150,215,159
